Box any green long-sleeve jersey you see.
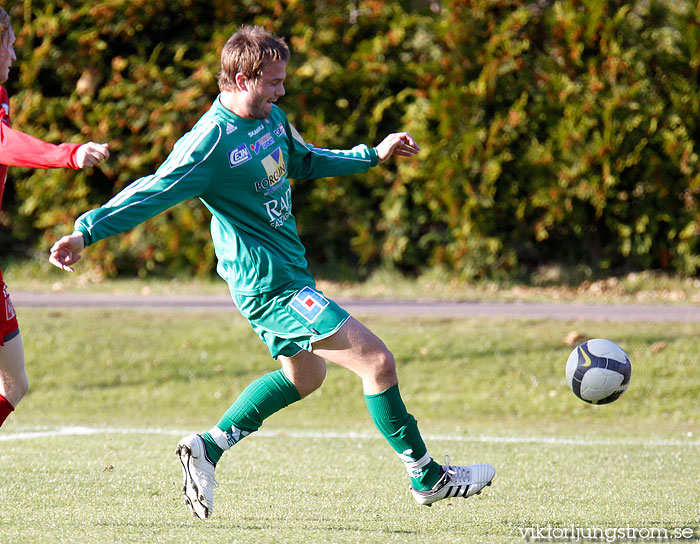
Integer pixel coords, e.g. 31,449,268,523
75,97,379,294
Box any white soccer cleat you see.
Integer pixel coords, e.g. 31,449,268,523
175,434,218,519
411,456,495,506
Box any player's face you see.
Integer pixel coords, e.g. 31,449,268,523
246,59,286,120
0,25,16,84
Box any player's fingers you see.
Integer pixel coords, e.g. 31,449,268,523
79,144,108,166
400,141,419,150
49,254,74,272
397,144,419,155
392,143,416,155
50,242,67,256
51,247,71,263
94,143,110,159
405,134,419,148
402,137,420,150
400,134,420,151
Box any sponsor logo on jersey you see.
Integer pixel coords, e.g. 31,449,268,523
250,133,274,155
289,286,329,324
248,125,264,137
228,144,252,167
225,122,237,135
263,187,292,229
274,123,286,138
255,147,287,194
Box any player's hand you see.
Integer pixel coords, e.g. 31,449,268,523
75,142,110,168
375,132,420,163
49,232,86,272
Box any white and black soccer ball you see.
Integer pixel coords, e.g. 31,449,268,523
565,338,631,404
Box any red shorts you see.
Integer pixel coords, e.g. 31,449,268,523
0,267,19,346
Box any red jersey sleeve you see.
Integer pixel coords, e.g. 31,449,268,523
0,86,80,169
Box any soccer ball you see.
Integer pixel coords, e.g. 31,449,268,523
565,338,631,404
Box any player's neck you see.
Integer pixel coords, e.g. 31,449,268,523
220,91,256,121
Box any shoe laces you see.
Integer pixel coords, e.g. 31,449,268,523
443,455,470,484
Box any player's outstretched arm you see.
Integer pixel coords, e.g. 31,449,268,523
375,132,420,163
74,142,110,168
48,232,85,272
0,112,111,169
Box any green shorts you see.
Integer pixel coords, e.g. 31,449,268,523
231,282,350,359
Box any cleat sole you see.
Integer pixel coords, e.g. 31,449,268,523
176,440,212,519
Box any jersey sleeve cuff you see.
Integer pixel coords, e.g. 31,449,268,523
74,227,91,247
68,144,82,169
369,146,379,167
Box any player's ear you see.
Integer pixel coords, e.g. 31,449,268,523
234,72,250,92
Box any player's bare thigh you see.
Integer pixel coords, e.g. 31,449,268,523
311,317,397,394
0,332,28,406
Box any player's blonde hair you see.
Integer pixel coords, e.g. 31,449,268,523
218,25,289,92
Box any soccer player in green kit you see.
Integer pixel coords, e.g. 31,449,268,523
49,25,494,519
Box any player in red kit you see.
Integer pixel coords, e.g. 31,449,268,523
0,7,110,427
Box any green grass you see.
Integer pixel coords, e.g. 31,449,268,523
2,433,698,544
1,308,699,543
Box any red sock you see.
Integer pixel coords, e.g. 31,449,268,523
0,393,14,427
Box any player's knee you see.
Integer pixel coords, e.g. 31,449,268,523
4,374,28,406
307,364,326,393
373,348,397,383
16,375,29,400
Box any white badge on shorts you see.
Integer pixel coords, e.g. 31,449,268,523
289,287,329,324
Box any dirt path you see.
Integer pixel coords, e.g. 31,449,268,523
11,291,700,322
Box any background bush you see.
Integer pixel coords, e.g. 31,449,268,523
1,0,698,280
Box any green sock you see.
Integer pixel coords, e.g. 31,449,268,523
201,369,301,464
364,384,442,491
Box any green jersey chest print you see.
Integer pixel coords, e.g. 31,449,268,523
75,97,378,294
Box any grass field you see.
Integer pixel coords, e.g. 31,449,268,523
1,307,699,543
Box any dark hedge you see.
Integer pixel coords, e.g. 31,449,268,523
2,0,698,279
